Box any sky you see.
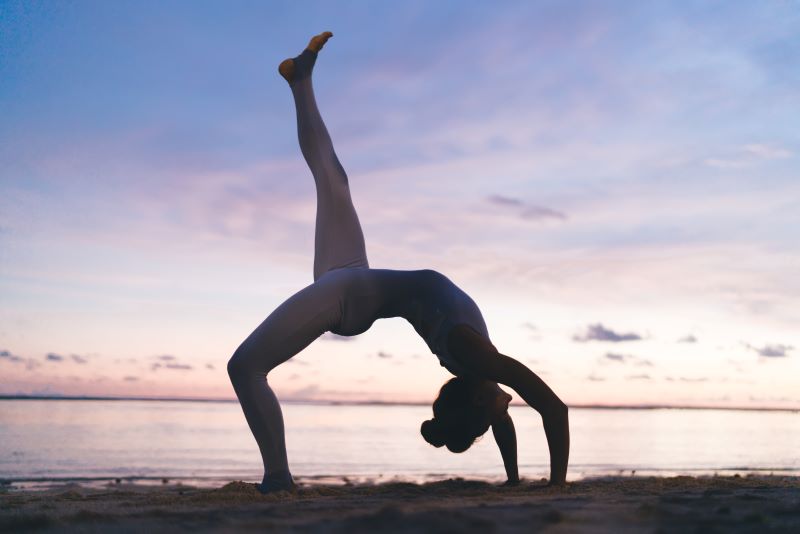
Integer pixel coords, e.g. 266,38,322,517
1,0,799,408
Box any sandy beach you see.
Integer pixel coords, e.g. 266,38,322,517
1,475,798,532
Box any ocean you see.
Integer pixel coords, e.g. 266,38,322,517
1,400,798,489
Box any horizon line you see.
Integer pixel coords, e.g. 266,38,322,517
0,394,798,413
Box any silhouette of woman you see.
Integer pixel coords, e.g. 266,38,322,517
228,32,570,493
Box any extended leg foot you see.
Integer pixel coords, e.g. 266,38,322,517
306,31,333,53
278,31,333,83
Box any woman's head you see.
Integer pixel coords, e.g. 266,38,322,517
420,377,511,453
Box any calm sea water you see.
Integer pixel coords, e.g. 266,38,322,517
1,400,798,488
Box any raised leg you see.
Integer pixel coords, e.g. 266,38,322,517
227,281,342,491
282,32,369,280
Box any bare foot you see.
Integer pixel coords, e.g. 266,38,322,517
256,470,296,494
278,31,333,83
307,31,333,53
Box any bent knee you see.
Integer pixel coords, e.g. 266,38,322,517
227,346,257,381
227,344,279,382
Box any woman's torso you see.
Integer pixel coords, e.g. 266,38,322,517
316,268,489,373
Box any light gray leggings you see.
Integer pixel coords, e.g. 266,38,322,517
227,49,368,484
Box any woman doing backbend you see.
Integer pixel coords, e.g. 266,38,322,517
227,32,570,493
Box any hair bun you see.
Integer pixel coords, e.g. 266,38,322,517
420,419,446,447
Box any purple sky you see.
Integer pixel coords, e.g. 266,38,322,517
1,1,798,407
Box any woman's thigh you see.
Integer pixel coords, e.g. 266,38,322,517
234,281,342,374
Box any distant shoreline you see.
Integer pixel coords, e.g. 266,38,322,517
0,394,797,412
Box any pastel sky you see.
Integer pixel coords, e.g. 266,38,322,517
1,1,798,408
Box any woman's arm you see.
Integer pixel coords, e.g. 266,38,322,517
491,412,520,485
449,325,570,485
502,360,569,484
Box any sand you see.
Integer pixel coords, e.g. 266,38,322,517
1,476,798,532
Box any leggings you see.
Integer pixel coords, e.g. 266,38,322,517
227,49,369,482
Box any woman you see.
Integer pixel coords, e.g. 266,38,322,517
228,32,570,493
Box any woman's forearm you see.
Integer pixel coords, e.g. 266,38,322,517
542,405,569,484
491,413,519,483
504,357,570,485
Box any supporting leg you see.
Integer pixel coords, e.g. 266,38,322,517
227,281,341,491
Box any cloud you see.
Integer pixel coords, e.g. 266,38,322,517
123,376,139,382
742,143,792,160
149,354,193,370
45,353,90,364
626,374,651,380
320,333,356,342
486,195,566,221
206,363,215,370
705,143,792,168
0,349,37,369
678,335,697,343
377,351,392,359
165,363,192,370
745,343,793,358
151,362,193,371
487,195,524,207
1,350,23,363
574,324,642,342
521,206,567,221
666,376,709,383
586,373,605,382
600,353,653,368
